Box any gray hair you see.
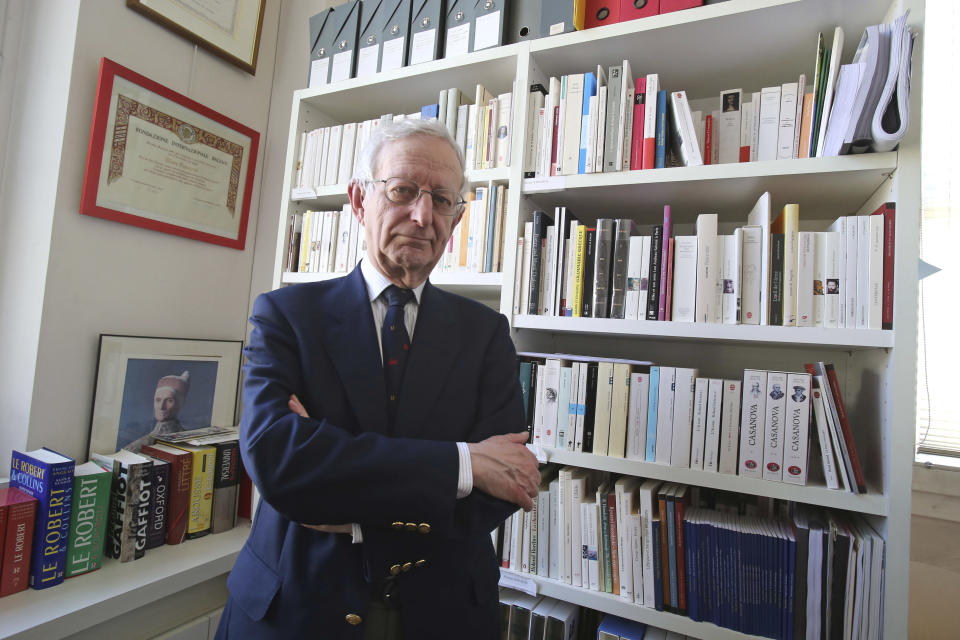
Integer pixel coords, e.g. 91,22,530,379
352,117,466,193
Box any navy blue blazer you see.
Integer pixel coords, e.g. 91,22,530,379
217,266,524,639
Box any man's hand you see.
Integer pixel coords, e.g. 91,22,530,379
468,432,540,511
288,395,353,535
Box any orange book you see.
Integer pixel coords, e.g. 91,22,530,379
798,92,814,159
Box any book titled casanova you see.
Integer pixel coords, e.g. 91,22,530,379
64,461,112,577
9,448,75,588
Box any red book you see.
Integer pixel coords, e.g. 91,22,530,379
660,0,704,13
0,487,37,597
703,115,713,165
871,202,895,329
140,443,193,545
805,362,867,493
620,0,659,21
657,488,671,606
630,78,647,170
665,237,675,321
586,0,620,28
606,492,620,595
237,464,253,520
550,105,560,176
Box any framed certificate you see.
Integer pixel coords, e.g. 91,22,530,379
80,58,259,250
127,0,266,75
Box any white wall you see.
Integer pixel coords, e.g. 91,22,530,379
0,0,281,465
0,0,81,467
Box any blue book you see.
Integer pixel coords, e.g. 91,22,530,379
666,489,678,611
420,103,439,119
9,448,75,589
596,614,647,639
654,90,668,168
787,531,796,640
644,366,659,461
578,72,597,174
484,184,499,272
685,517,699,622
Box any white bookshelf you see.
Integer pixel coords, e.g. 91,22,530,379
270,0,924,637
0,523,249,640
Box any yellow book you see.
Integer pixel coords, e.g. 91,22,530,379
298,211,312,273
573,0,586,31
572,225,587,317
163,442,215,538
771,203,800,326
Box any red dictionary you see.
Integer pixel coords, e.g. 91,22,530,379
660,0,704,13
0,487,37,597
630,78,647,170
703,115,713,165
620,0,659,20
871,202,895,330
585,0,620,28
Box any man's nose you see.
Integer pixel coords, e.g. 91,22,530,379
409,192,433,227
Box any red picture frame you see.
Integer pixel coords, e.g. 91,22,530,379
80,58,259,250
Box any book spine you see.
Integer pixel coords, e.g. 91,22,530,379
591,219,614,318
718,380,742,474
606,491,620,595
10,453,73,589
654,90,667,168
645,367,661,462
146,463,169,549
783,373,813,485
211,441,241,534
580,227,597,317
770,233,785,325
609,219,632,319
762,371,789,482
703,379,724,472
65,472,111,576
738,370,768,478
646,225,664,320
0,496,36,596
658,206,672,321
582,363,599,453
185,450,215,538
824,363,867,492
631,78,646,170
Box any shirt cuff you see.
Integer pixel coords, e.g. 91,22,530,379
456,441,473,499
351,523,363,544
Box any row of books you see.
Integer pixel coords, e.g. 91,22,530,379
498,478,884,640
284,183,510,275
499,589,690,640
1,427,243,596
519,353,865,494
514,195,894,330
292,83,514,200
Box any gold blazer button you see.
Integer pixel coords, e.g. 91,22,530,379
402,562,413,572
345,613,363,625
415,559,427,568
389,564,402,576
405,522,417,532
417,523,431,534
391,521,404,530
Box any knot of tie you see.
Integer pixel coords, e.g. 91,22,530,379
384,285,414,309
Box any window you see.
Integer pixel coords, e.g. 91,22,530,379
916,1,960,457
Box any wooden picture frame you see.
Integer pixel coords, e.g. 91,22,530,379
126,0,266,75
87,335,243,457
80,58,260,250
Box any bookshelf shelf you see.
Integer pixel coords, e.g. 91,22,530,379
521,154,898,222
512,315,894,349
0,523,249,640
538,448,886,516
499,569,759,640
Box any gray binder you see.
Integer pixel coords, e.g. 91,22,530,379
408,0,446,65
470,0,509,52
540,0,580,37
314,0,361,85
444,0,475,58
378,0,413,72
506,0,541,43
308,8,334,87
357,0,387,79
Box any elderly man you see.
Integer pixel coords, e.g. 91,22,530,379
217,118,539,639
126,371,190,451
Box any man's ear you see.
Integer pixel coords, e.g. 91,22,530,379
347,179,366,225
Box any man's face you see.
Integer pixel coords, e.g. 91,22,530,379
350,135,463,288
154,387,181,421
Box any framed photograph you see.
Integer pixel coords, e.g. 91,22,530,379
127,0,266,74
80,58,260,250
87,335,243,457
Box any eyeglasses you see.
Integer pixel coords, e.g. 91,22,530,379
372,177,466,216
